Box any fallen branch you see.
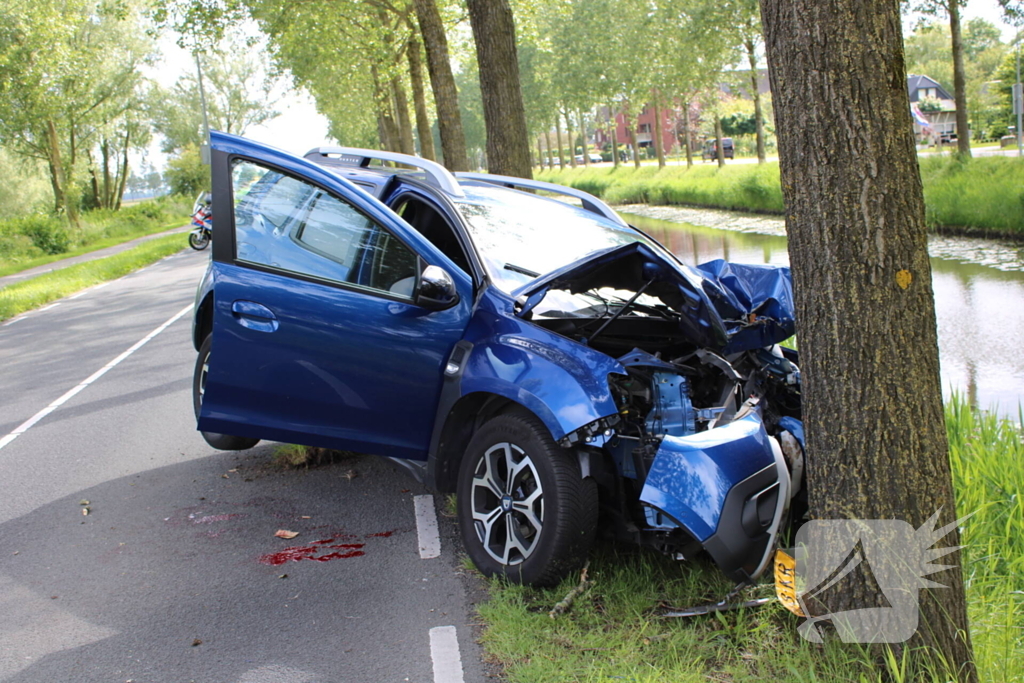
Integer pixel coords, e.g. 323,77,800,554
549,562,591,618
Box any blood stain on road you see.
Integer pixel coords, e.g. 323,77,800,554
259,539,366,566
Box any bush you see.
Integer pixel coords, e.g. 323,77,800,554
3,214,70,255
165,145,208,197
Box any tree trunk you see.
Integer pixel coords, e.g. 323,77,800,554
714,116,725,167
392,77,416,156
407,34,436,161
747,38,767,163
579,109,590,167
45,119,78,228
759,0,976,678
537,137,544,169
627,113,640,169
949,0,972,157
115,128,130,211
465,0,532,179
413,0,469,171
653,100,666,168
565,111,577,168
102,137,113,209
684,102,694,167
554,114,566,168
544,129,554,170
611,119,620,168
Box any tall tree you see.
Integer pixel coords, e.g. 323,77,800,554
760,0,975,678
465,0,532,178
910,0,973,155
412,0,469,170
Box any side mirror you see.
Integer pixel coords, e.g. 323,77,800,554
416,265,459,310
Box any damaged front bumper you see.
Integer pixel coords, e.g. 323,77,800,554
639,414,793,583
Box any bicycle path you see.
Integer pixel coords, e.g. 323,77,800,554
0,223,192,290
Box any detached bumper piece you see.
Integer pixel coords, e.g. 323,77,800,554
639,414,791,583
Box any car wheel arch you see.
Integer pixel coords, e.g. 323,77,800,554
428,392,553,493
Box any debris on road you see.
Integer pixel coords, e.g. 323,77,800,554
274,529,299,539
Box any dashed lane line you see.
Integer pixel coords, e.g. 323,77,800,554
0,304,192,452
414,494,442,559
429,626,465,683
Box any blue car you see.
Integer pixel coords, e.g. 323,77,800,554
193,132,805,587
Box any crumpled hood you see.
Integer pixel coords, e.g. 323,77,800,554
512,242,795,353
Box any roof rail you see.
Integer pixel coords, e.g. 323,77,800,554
303,146,464,197
454,173,627,227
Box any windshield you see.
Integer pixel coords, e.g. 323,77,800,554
453,185,655,294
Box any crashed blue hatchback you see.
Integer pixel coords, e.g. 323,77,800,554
193,131,805,587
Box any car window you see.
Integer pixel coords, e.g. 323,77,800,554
231,159,419,297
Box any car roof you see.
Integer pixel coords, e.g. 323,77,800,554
303,145,627,227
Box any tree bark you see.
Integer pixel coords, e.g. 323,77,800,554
759,0,976,678
391,77,416,156
412,0,468,171
554,114,566,168
565,110,577,168
611,118,620,168
45,119,78,228
949,0,972,156
544,129,554,170
683,102,694,167
746,39,767,163
115,128,130,211
579,109,590,167
407,33,435,161
714,116,725,167
465,0,533,178
653,100,666,168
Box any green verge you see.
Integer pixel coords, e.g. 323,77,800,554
538,156,1024,237
0,194,193,277
0,218,187,278
0,233,188,322
476,395,1023,682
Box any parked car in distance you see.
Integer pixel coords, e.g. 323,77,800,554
193,131,804,588
702,137,735,161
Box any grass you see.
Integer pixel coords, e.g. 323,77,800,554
538,156,1024,237
475,395,1023,682
0,233,187,321
0,194,192,276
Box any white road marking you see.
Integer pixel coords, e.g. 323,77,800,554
414,494,441,559
37,303,61,312
2,317,24,327
429,626,465,683
0,304,192,452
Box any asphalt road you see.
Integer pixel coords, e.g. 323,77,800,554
0,248,489,683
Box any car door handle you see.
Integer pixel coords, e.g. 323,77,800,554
230,300,279,332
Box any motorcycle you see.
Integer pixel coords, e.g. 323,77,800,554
189,192,212,251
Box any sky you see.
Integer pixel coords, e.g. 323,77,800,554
140,0,1019,173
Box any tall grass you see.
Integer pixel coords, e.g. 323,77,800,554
946,396,1024,682
538,156,1024,237
476,395,1023,682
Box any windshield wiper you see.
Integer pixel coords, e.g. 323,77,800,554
504,263,539,277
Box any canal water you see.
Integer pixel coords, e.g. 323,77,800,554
618,205,1024,418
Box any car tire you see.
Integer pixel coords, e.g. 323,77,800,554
193,335,260,451
456,410,597,586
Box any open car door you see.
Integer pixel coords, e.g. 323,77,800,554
196,132,473,461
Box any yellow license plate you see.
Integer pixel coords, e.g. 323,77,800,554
774,549,805,617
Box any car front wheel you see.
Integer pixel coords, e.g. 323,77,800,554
456,410,597,586
193,335,260,451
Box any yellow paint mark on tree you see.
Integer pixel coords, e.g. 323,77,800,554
896,269,913,290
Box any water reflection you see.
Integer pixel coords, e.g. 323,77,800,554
625,212,1024,417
